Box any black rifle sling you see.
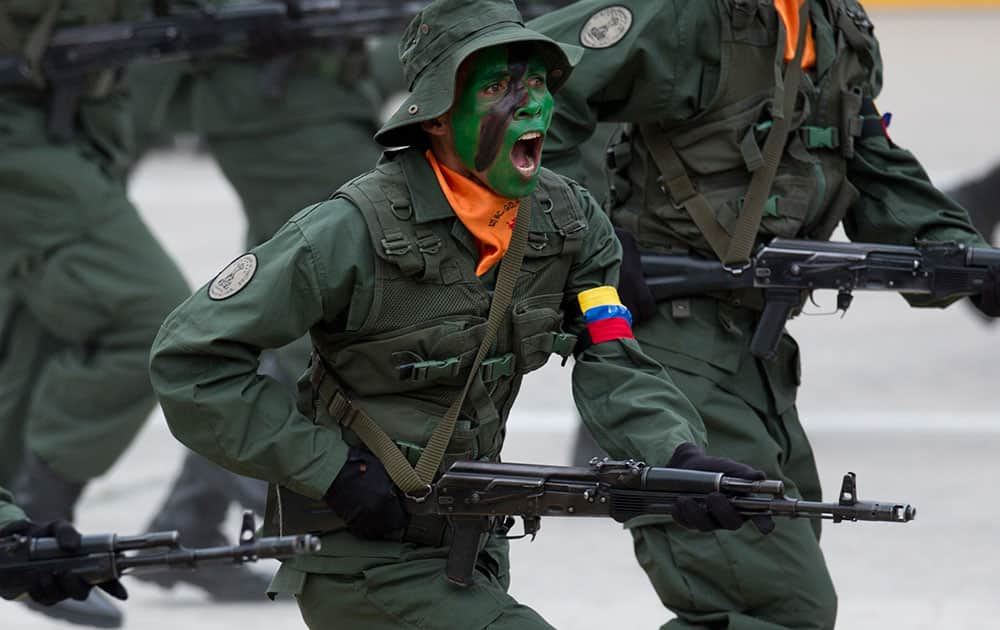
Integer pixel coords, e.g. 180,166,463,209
639,0,810,267
322,198,534,496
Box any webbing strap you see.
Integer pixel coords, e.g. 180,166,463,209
21,0,63,89
319,198,534,495
636,128,734,261
0,7,21,56
414,197,532,485
723,0,809,266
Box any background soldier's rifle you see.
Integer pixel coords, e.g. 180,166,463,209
0,0,573,141
640,238,1000,360
0,512,320,600
406,459,915,586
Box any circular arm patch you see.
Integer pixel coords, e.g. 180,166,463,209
208,253,258,300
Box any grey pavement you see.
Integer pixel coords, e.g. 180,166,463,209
6,8,1000,629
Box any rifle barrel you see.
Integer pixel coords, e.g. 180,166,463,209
730,497,916,523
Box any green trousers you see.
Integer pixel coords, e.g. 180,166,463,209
271,539,554,630
631,298,837,630
0,95,190,484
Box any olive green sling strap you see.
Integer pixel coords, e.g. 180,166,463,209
0,0,64,88
318,198,533,497
639,0,810,267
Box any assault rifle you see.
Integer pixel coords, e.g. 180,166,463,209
0,512,320,600
0,0,572,141
640,238,1000,360
406,459,915,586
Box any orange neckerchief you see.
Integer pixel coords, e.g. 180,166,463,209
775,0,816,70
426,150,520,276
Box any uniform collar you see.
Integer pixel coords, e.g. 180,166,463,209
398,148,460,224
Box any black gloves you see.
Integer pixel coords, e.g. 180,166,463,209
971,265,1000,317
666,443,775,535
325,447,409,540
614,228,657,324
0,520,128,605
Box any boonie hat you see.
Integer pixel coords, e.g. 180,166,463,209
374,0,583,148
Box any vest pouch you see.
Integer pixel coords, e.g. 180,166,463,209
391,417,481,471
336,395,488,467
511,292,568,373
327,315,488,396
668,93,776,176
651,92,818,246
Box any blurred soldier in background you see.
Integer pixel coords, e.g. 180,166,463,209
531,1,997,628
948,163,1000,325
948,163,1000,245
123,0,392,603
0,2,191,626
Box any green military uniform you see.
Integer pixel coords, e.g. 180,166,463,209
0,487,26,528
532,1,988,628
0,2,190,492
149,1,720,627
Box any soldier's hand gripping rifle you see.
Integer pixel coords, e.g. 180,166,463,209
0,511,320,601
640,238,1000,360
406,459,915,586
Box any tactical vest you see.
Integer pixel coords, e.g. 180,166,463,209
608,0,880,258
307,154,587,484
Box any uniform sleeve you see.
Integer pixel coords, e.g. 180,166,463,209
0,486,26,528
565,183,707,465
846,133,988,249
844,48,989,308
534,0,721,185
149,200,375,500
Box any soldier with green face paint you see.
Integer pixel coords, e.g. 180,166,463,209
531,1,997,629
149,0,774,627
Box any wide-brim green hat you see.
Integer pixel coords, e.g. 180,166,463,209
375,0,583,149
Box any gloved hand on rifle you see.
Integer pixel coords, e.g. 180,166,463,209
325,447,409,539
666,443,776,535
0,520,128,604
971,265,1000,317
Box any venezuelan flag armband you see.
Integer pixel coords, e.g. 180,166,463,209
577,286,634,344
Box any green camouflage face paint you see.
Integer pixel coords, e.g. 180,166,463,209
450,45,553,199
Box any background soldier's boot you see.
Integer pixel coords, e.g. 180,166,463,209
22,591,124,629
570,422,607,466
10,451,85,521
131,451,271,601
948,163,1000,244
11,452,125,628
947,163,1000,325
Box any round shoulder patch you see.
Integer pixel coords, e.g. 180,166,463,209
208,253,258,301
579,5,633,49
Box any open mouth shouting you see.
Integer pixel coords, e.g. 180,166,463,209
511,130,545,177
